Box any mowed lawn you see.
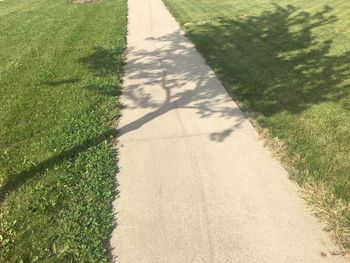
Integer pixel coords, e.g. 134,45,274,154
0,0,126,261
163,0,350,249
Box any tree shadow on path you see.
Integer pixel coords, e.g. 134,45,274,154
115,4,349,149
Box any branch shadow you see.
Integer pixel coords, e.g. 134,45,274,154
116,31,248,142
0,129,118,201
44,78,81,86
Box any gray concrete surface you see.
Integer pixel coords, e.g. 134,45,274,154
110,0,346,262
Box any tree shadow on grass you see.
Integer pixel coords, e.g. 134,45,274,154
0,41,124,262
0,46,125,201
44,78,81,86
78,46,125,97
184,4,350,201
0,129,118,201
187,4,350,116
78,46,124,78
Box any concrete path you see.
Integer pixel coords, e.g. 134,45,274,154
110,0,346,262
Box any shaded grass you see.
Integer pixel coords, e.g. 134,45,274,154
163,0,350,250
0,0,126,261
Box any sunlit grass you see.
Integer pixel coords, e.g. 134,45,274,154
0,0,126,261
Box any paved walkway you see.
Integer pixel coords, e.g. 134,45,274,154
110,0,345,262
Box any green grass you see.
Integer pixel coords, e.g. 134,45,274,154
163,0,350,249
0,0,126,261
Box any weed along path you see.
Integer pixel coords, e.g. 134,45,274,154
110,0,346,262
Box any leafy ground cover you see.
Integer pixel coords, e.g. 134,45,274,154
163,0,350,250
0,0,126,261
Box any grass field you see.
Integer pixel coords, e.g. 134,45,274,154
163,0,350,250
0,0,126,261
